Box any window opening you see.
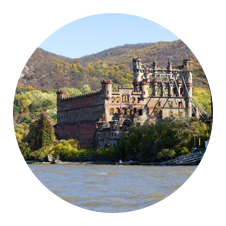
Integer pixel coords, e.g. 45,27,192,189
110,108,114,115
157,101,161,107
157,88,161,95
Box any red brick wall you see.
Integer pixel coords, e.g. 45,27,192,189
55,121,97,147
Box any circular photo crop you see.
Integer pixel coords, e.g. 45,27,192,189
13,13,213,213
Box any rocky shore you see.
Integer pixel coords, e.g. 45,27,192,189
25,155,162,165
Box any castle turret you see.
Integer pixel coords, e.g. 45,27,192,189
153,60,158,79
56,90,66,106
101,80,112,100
167,59,172,76
132,57,142,83
140,80,149,99
133,79,140,91
183,59,190,68
185,71,193,117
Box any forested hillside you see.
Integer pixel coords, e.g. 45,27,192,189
19,40,208,91
14,40,212,161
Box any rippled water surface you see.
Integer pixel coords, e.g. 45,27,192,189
29,164,196,213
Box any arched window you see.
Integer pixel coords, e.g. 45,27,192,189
123,95,129,102
132,97,136,102
110,108,114,115
116,108,120,114
127,109,130,115
122,108,125,114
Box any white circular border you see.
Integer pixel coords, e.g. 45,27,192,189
1,0,225,225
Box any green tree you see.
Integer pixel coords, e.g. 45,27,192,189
42,99,54,109
27,112,54,151
80,84,91,94
14,94,32,113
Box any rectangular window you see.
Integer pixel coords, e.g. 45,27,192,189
165,88,168,95
157,88,161,95
149,87,153,94
110,108,114,115
117,97,120,102
112,97,115,102
157,101,161,107
180,88,183,95
139,109,143,115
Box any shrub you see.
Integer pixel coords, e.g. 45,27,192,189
157,149,176,160
178,147,190,156
97,147,119,158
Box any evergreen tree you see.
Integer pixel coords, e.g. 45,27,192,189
27,111,54,151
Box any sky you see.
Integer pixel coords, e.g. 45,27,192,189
39,13,179,59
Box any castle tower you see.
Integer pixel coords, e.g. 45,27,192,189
132,57,142,85
140,80,149,99
185,71,193,117
167,59,172,77
101,80,112,100
153,60,158,79
56,90,66,106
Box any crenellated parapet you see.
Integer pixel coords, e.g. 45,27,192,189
101,80,112,84
60,90,102,102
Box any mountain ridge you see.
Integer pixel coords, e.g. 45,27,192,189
19,40,202,90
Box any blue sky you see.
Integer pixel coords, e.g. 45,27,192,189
39,13,179,59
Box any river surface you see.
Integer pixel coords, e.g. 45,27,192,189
29,164,197,213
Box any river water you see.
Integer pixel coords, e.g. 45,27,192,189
29,164,197,213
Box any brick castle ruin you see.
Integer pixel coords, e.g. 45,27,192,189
55,57,198,148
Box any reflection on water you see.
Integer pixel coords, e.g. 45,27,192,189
29,164,196,213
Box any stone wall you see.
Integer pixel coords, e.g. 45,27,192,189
55,57,193,148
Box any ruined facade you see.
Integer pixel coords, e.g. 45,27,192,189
55,57,196,148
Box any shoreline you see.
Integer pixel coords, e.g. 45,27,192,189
25,160,199,166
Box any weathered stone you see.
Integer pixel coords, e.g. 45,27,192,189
55,57,194,149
